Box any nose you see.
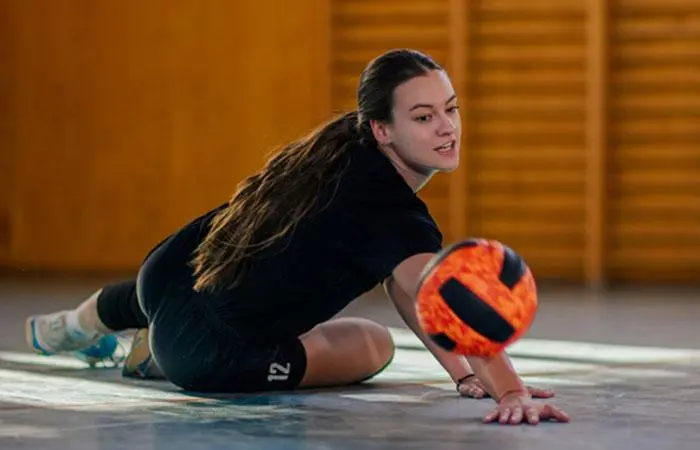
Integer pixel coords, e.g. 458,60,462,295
436,112,457,136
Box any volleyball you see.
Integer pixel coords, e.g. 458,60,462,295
416,238,538,358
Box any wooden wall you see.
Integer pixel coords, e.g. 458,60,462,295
0,1,330,271
1,0,699,285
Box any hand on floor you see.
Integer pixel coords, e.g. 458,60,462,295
483,392,570,425
457,376,555,399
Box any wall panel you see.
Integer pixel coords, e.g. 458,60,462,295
465,0,588,280
607,0,700,282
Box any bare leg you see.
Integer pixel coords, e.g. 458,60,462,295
298,317,395,388
75,289,115,335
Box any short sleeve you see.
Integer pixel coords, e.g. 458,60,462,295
359,199,443,282
334,176,443,283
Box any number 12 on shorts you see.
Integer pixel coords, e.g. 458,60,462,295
267,362,291,382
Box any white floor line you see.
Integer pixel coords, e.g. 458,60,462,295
388,327,700,364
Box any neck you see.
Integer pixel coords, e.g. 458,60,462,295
378,145,435,193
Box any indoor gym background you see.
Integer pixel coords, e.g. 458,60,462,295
0,1,698,449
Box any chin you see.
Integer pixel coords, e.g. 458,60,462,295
439,165,459,173
432,158,460,173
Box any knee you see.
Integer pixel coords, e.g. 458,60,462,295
354,318,395,373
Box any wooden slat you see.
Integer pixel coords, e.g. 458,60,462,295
334,26,448,43
614,0,700,12
474,69,586,87
472,46,585,63
472,146,585,160
612,42,700,61
473,121,584,136
475,0,585,19
612,68,700,87
333,1,448,17
471,194,585,211
610,249,700,262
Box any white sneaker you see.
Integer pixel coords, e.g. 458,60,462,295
26,311,122,366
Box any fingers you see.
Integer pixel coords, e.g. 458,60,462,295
498,408,512,424
483,407,527,425
483,404,571,425
525,407,540,425
458,383,488,399
543,405,571,423
483,408,500,423
527,386,555,398
509,407,524,425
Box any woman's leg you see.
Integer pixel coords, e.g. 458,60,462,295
297,317,395,388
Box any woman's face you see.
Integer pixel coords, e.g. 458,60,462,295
372,70,462,179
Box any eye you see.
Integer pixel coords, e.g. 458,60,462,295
415,114,432,123
446,105,460,114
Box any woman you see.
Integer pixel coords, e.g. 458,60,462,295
26,49,569,425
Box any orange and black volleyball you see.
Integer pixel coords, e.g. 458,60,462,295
416,238,538,358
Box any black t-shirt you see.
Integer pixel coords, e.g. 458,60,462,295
161,141,443,342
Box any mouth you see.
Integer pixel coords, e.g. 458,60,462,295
434,141,456,154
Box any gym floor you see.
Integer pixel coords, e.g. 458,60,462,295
0,276,698,449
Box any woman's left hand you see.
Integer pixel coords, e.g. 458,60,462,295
457,376,555,399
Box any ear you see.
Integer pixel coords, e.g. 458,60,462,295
369,120,392,146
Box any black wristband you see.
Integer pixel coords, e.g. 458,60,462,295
455,373,476,392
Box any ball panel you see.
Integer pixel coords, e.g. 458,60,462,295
438,277,515,343
498,244,526,289
499,267,538,344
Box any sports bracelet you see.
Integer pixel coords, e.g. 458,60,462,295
455,373,476,392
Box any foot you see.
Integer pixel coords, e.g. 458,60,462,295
122,328,165,379
26,311,122,367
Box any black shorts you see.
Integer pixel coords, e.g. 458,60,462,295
136,224,307,393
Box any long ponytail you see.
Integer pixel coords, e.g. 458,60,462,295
191,111,361,292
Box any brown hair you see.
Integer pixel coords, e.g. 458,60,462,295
191,49,443,292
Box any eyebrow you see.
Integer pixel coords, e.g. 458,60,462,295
409,94,458,112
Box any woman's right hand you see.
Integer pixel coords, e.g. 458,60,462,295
483,391,571,425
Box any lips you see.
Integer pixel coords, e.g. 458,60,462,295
434,141,455,153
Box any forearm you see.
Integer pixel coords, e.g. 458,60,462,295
384,277,473,383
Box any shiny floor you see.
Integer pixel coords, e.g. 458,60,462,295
0,276,699,449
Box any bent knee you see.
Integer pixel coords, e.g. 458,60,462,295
337,317,395,374
362,319,395,371
299,317,396,387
